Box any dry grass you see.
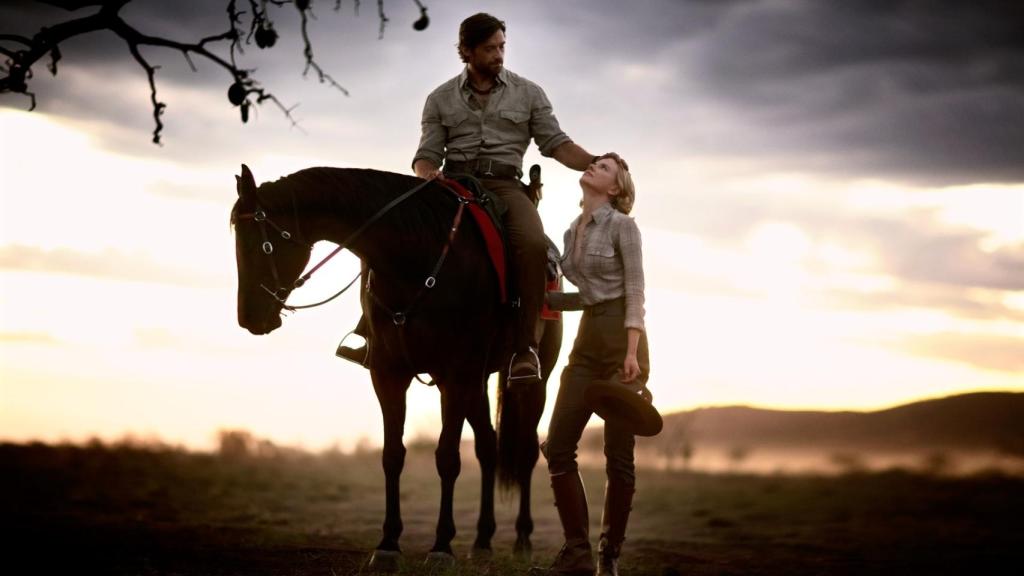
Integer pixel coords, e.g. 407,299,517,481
2,440,1022,575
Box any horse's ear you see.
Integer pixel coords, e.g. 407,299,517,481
237,164,256,198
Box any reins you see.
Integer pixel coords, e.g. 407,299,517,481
293,178,435,290
366,192,470,325
235,177,470,313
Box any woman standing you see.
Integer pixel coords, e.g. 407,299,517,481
534,154,649,576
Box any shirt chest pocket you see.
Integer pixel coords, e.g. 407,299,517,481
442,109,474,138
584,242,618,275
497,108,530,139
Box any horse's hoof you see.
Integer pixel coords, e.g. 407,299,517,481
513,537,533,562
367,549,402,572
467,545,494,562
424,551,457,571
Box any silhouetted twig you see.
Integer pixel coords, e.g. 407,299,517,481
0,0,428,144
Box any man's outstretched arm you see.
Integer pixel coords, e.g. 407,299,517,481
552,141,598,171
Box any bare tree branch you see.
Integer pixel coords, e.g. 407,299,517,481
0,8,110,96
1,0,429,144
298,1,349,96
0,34,34,47
38,0,115,10
377,0,388,39
124,40,165,144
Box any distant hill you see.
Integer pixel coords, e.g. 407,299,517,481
582,392,1024,457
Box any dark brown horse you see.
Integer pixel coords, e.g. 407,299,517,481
231,165,560,568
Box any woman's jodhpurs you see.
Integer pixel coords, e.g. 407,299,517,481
543,297,650,487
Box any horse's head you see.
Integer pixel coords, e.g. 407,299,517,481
231,164,312,335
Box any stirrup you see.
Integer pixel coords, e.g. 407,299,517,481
508,347,542,382
335,330,369,368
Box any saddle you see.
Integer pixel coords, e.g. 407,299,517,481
439,175,563,316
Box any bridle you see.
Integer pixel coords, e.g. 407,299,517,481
235,202,321,311
234,177,454,312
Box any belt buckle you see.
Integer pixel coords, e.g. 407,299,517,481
482,159,494,178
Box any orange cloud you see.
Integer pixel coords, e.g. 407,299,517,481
0,332,59,345
0,244,218,287
899,333,1024,373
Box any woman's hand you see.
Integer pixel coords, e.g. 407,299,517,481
622,353,641,383
622,327,643,383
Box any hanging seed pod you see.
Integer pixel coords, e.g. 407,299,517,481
255,25,278,48
228,82,247,106
241,101,250,123
413,13,430,31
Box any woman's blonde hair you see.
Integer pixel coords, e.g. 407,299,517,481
601,153,635,214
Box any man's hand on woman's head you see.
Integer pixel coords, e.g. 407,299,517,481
597,152,629,171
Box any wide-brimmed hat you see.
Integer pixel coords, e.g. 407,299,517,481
584,379,663,437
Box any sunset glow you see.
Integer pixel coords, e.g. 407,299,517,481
2,0,1021,452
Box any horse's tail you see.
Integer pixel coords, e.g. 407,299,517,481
496,318,562,493
496,371,541,494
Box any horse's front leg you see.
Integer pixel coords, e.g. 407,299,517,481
427,378,473,566
466,379,497,558
368,369,412,572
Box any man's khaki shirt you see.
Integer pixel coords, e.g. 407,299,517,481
412,67,572,175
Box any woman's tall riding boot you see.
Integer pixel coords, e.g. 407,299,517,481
597,479,635,576
529,471,594,576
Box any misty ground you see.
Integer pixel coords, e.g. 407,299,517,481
3,440,1022,575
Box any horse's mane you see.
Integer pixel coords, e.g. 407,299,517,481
231,166,450,230
231,167,465,278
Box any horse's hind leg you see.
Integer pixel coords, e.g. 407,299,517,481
516,318,562,559
368,370,411,571
466,382,497,557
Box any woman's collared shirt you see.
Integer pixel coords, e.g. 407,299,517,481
561,202,645,331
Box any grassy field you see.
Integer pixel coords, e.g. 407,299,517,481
2,440,1022,575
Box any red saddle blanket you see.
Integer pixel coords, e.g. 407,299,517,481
439,180,563,319
439,179,508,302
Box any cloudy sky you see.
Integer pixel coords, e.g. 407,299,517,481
1,0,1021,450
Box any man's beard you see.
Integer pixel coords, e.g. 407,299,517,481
474,59,502,78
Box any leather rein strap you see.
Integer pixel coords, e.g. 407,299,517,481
237,177,479,314
235,178,434,311
366,188,470,325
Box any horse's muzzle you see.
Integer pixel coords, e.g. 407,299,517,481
239,307,282,335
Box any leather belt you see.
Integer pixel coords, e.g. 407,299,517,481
444,159,522,180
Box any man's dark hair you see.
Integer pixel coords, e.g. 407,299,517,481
458,13,506,63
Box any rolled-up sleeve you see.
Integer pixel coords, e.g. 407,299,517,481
618,218,646,331
412,93,446,170
529,84,572,157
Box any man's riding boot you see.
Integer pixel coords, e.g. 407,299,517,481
596,480,635,576
509,346,542,383
335,315,370,368
529,471,594,576
336,263,371,368
335,341,368,366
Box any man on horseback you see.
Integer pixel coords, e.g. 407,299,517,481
338,12,610,384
